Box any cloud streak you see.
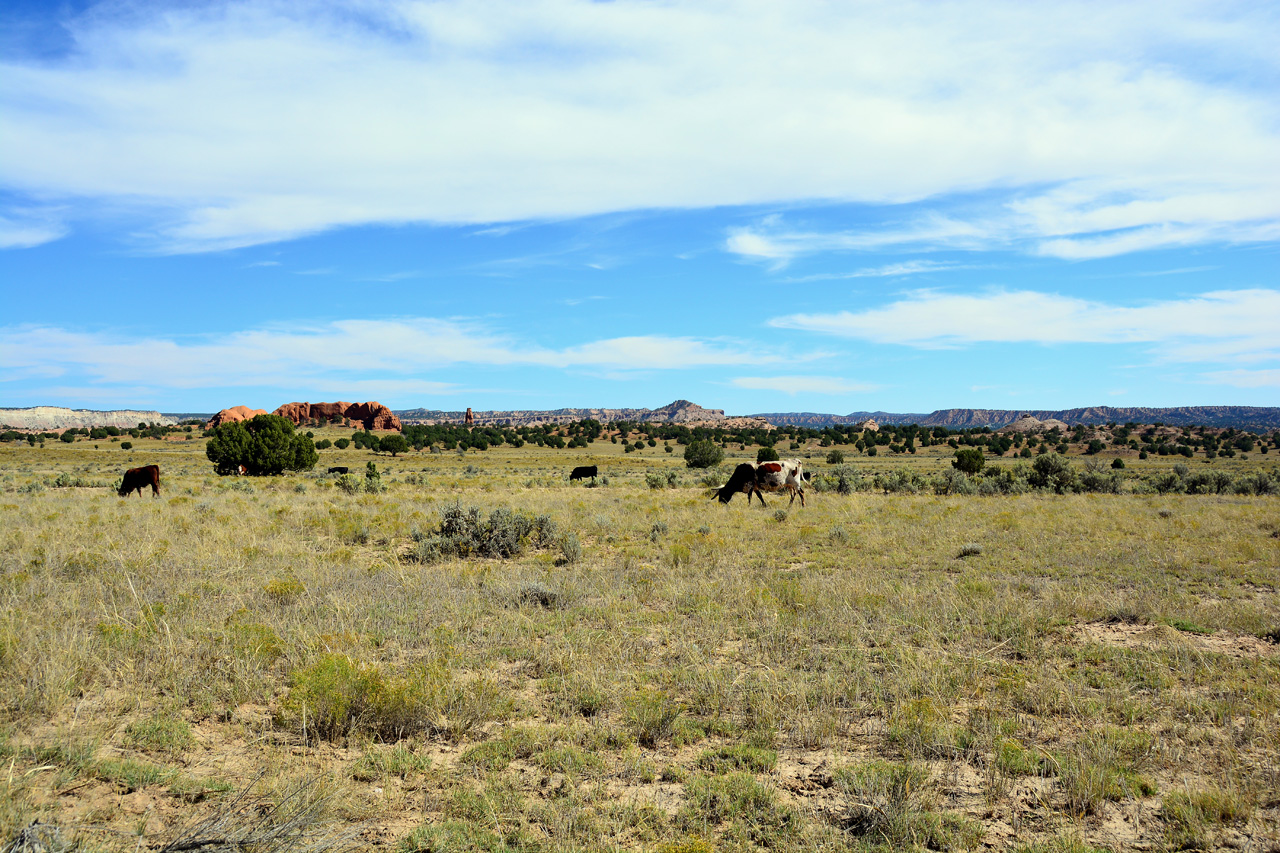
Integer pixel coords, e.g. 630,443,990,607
2,1,1277,252
771,289,1280,364
0,319,796,396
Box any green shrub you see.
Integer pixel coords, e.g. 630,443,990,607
1029,454,1076,493
684,440,725,469
874,469,926,494
826,449,845,464
934,468,975,496
757,446,780,463
206,414,317,476
953,447,985,474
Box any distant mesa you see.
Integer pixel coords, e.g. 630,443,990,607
0,406,175,430
206,405,267,428
273,401,402,431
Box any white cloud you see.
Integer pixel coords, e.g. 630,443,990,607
785,260,976,281
0,210,67,249
731,376,878,395
1,1,1277,251
0,319,793,393
1201,369,1280,388
771,288,1280,363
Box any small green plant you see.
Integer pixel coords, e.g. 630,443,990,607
1160,786,1252,850
681,772,796,847
696,743,777,774
350,744,431,781
626,689,682,747
263,577,305,602
957,543,982,558
124,713,194,756
833,760,981,850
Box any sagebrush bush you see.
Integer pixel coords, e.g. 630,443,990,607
410,502,560,562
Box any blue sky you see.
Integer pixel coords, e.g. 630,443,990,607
2,1,1277,415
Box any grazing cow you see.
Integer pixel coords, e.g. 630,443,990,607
119,465,160,498
569,465,598,482
328,466,350,475
714,459,806,507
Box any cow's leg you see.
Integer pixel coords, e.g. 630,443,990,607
754,488,767,508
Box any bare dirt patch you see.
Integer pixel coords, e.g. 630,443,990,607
1076,618,1280,659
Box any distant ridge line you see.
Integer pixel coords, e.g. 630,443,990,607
753,406,1280,430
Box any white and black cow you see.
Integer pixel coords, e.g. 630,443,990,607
714,459,806,507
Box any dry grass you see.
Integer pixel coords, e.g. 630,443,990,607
1,433,1278,851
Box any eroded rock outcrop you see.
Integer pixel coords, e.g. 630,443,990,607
273,402,402,431
206,406,267,428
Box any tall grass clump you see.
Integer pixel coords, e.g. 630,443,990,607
279,654,509,743
833,761,981,850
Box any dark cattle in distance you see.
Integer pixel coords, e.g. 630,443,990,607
569,465,598,481
714,459,806,507
119,465,160,498
328,466,350,475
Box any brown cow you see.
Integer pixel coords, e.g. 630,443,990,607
119,465,160,498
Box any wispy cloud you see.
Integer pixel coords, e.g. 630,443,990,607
0,209,67,249
784,260,977,282
2,1,1276,252
1201,368,1280,388
0,319,802,395
771,288,1280,363
731,376,878,395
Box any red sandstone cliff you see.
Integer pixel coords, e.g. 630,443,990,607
272,401,401,431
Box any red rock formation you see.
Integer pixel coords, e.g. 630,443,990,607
344,402,401,431
272,401,402,431
207,405,267,428
465,407,474,426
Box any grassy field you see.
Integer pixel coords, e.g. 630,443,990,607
1,432,1278,852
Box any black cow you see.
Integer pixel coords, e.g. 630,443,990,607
119,465,160,498
569,465,598,482
328,466,350,475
